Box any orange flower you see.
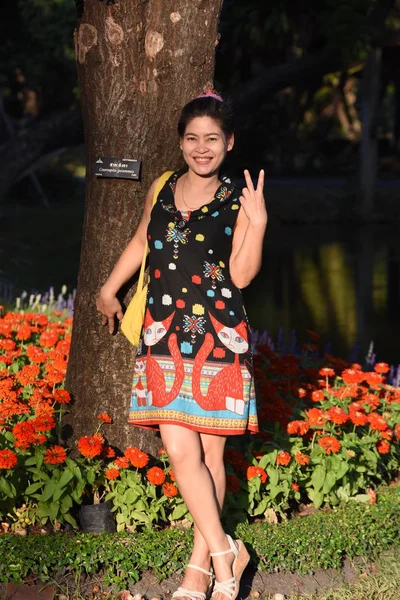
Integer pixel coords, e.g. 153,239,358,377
16,324,32,341
103,446,116,458
276,451,291,466
395,424,400,440
78,433,104,458
341,368,364,385
15,365,40,386
114,456,130,468
318,436,341,455
361,394,380,410
44,445,67,465
367,413,388,432
364,372,383,387
327,406,348,425
247,466,268,483
311,390,324,403
158,448,168,455
319,367,335,378
306,408,327,428
0,339,16,351
349,407,367,426
376,440,390,454
105,467,120,480
125,446,149,468
32,414,56,432
26,345,47,364
163,482,179,497
287,420,309,436
226,474,241,493
295,452,310,466
97,412,112,424
0,449,18,469
53,389,71,404
147,466,166,485
298,388,307,398
291,482,300,492
39,331,59,348
374,362,389,374
12,421,37,444
169,468,176,481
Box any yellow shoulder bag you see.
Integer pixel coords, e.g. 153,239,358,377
120,171,173,346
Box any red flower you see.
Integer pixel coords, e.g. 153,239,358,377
367,413,388,432
327,406,348,425
78,433,104,458
125,447,149,468
103,446,116,458
105,467,120,480
341,368,364,384
44,445,67,465
349,407,368,426
311,390,325,403
276,451,291,466
247,466,268,483
374,362,389,374
114,456,130,468
319,367,335,378
298,388,307,398
97,412,112,424
147,466,166,485
0,449,18,469
306,408,327,428
291,482,300,492
376,440,390,454
395,424,400,440
295,452,310,466
16,324,32,341
39,331,59,348
287,420,309,436
163,482,178,497
318,436,341,455
364,372,383,387
53,389,71,404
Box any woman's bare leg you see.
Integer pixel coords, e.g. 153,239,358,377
160,425,236,599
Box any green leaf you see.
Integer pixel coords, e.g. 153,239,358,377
307,488,324,508
49,501,59,521
24,481,44,495
267,467,279,487
40,480,57,503
311,465,326,492
170,503,189,521
0,477,15,498
58,468,74,489
63,513,78,529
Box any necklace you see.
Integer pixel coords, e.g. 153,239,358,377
181,174,219,210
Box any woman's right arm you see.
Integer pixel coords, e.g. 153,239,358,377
96,177,160,333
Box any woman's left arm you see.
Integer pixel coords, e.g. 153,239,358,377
229,169,267,289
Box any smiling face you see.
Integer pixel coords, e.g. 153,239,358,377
180,116,234,177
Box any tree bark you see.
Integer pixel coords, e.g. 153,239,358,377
65,0,223,455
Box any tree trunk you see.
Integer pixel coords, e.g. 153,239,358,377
65,0,223,455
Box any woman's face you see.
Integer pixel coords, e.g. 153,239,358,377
180,116,234,177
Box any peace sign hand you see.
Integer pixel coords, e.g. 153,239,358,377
239,169,268,227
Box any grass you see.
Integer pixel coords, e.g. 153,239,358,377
285,545,400,600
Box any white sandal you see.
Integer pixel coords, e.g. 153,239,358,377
210,534,250,600
172,564,214,600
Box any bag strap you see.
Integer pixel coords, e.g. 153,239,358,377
136,171,174,292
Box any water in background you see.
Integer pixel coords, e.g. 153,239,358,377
244,222,400,364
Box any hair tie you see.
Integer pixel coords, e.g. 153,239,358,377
196,88,223,102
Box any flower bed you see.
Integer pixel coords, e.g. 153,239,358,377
0,308,399,533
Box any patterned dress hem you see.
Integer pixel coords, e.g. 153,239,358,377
128,417,259,436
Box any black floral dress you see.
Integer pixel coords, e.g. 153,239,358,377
128,168,258,435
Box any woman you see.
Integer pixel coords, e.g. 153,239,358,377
96,92,267,600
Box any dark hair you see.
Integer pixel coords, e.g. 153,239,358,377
177,96,234,139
